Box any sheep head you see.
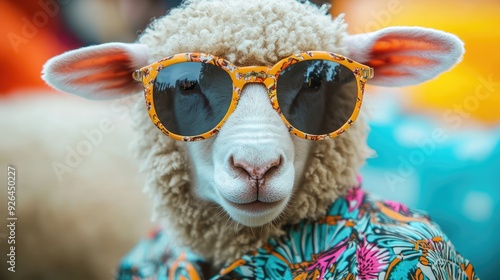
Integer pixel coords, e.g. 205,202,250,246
42,0,464,264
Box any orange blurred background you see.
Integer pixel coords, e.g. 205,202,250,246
332,0,500,125
0,0,170,95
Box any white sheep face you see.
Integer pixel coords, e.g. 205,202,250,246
187,84,312,226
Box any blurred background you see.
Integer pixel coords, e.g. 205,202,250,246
0,0,498,279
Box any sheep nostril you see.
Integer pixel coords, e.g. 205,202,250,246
230,156,282,181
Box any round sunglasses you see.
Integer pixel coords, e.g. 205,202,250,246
132,51,374,141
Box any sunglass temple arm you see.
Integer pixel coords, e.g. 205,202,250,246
132,70,143,82
362,68,374,80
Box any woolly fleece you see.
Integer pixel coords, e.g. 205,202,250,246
132,0,372,266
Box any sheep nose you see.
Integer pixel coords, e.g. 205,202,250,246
230,156,282,184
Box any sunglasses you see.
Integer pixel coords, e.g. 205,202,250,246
132,51,374,141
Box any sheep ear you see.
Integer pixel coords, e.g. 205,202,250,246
42,43,150,99
345,27,464,87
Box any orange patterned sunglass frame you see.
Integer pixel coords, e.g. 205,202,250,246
132,51,374,141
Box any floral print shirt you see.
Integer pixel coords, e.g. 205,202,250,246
117,185,478,280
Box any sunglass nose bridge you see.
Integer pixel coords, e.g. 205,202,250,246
237,66,272,83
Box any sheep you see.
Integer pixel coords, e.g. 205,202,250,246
41,0,477,278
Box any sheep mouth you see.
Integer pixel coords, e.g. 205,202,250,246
224,199,284,213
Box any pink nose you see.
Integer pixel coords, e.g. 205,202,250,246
230,156,282,187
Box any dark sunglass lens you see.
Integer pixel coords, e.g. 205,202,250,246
153,62,233,137
276,60,358,136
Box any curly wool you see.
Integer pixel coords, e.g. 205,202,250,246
139,0,347,65
132,0,372,266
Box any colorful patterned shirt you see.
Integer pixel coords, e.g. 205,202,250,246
117,185,478,279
